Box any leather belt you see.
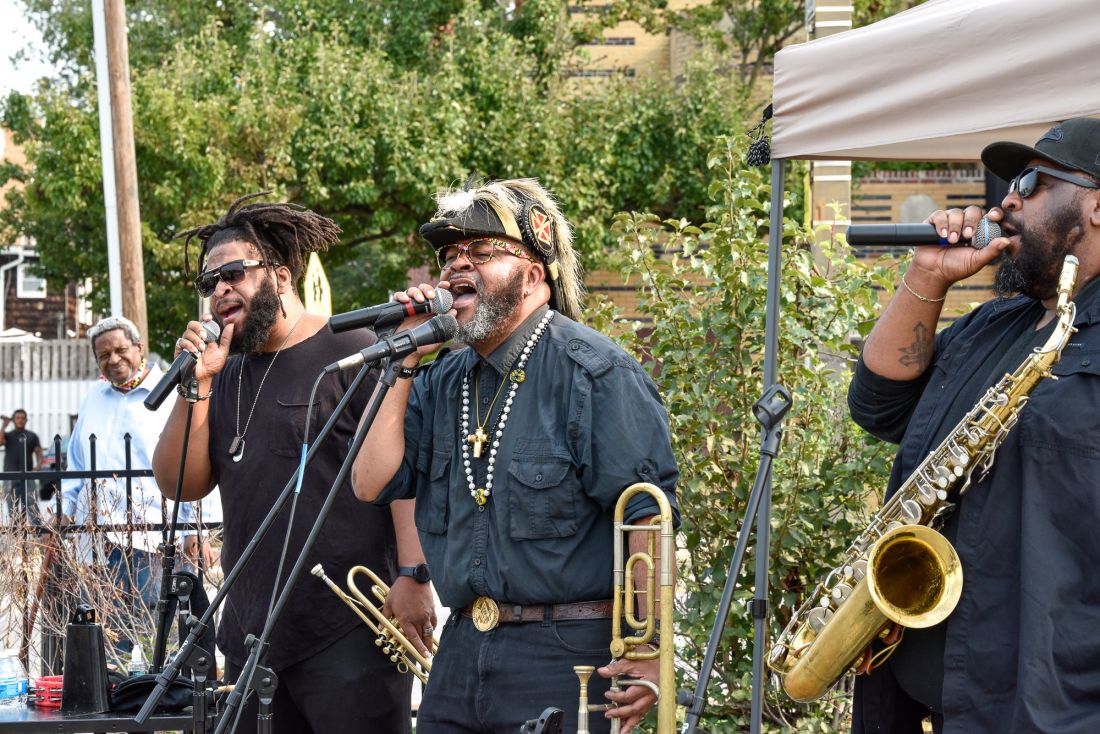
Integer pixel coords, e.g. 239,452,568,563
462,597,613,632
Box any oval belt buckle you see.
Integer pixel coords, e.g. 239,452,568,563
471,597,500,632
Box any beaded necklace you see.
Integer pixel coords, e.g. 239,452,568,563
105,358,149,392
460,310,554,506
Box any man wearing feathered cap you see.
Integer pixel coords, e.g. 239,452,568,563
848,117,1100,733
353,178,680,733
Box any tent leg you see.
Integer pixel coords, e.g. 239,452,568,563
750,158,786,734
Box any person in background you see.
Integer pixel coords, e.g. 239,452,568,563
62,316,207,656
2,409,44,524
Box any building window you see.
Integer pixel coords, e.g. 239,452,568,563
16,261,46,299
587,37,636,46
571,68,636,78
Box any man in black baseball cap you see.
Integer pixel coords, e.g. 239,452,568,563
845,116,1100,734
981,116,1100,183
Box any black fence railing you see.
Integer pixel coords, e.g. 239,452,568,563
1,432,221,675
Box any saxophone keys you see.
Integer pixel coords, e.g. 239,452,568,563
916,482,938,506
830,583,853,606
807,606,833,633
899,499,922,524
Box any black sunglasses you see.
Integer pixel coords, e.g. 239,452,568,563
194,259,272,297
1009,165,1100,199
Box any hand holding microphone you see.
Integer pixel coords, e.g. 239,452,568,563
145,319,226,411
853,206,1013,296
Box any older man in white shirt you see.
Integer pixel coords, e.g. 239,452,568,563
62,316,212,656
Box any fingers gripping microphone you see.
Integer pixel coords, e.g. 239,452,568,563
329,289,454,333
846,217,1002,249
144,321,222,411
324,314,459,374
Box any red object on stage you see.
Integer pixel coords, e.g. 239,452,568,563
30,676,63,708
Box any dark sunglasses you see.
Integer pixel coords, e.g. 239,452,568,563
1009,165,1100,199
194,259,272,297
436,238,534,270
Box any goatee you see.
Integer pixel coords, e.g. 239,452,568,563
456,269,525,345
229,278,282,355
994,200,1084,300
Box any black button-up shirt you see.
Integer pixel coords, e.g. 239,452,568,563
376,306,680,609
848,276,1100,734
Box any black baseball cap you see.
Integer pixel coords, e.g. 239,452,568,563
982,117,1100,183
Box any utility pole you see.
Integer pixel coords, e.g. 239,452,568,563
104,0,147,341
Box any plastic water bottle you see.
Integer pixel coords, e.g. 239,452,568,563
0,650,28,708
128,642,147,677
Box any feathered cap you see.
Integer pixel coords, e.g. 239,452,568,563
419,178,584,321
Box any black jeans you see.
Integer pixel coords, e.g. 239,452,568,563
418,612,615,734
224,622,412,734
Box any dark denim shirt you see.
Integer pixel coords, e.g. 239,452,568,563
376,306,680,609
848,277,1100,734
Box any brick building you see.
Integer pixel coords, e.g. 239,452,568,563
0,127,89,340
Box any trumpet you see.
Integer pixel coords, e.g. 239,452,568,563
311,563,436,683
575,482,677,734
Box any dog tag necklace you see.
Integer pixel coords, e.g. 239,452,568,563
230,313,305,462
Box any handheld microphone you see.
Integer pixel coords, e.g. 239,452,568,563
144,321,221,411
329,289,454,333
323,314,459,374
846,217,1002,250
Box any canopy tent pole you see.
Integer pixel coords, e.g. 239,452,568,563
750,158,787,733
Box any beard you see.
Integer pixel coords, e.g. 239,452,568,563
456,268,525,345
227,277,282,355
994,198,1085,300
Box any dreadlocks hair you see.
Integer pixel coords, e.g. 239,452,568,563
176,192,342,288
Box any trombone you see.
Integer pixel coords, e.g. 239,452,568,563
576,482,677,734
311,563,436,684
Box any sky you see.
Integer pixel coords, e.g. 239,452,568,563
0,0,54,97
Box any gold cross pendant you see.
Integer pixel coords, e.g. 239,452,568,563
467,427,489,459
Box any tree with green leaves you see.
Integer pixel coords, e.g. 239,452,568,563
2,0,748,356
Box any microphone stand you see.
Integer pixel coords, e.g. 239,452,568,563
134,361,377,724
149,374,199,674
679,383,792,734
214,357,402,734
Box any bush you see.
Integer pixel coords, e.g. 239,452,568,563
600,136,895,731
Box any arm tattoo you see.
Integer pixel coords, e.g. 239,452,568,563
897,322,934,370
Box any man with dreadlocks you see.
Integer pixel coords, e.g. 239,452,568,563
352,178,680,734
152,193,429,734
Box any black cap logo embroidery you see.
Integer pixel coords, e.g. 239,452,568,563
1039,125,1064,144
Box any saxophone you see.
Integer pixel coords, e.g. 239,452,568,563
768,255,1080,702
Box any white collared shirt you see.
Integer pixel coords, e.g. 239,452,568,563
62,363,197,558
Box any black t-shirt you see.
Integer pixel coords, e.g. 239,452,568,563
208,325,394,671
3,429,41,471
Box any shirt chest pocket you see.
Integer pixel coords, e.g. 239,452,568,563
270,400,322,458
506,455,578,540
1019,354,1100,458
414,446,451,535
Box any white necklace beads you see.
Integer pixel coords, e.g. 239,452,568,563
461,310,554,506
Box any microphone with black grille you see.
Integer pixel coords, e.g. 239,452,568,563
144,321,222,411
846,217,1002,249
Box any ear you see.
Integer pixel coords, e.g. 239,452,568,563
1089,188,1100,228
524,261,546,296
274,264,294,295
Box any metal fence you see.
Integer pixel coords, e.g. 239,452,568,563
0,432,220,676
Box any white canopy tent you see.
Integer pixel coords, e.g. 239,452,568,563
773,0,1100,162
709,3,1100,733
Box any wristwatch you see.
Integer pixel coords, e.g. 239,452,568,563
397,563,431,584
